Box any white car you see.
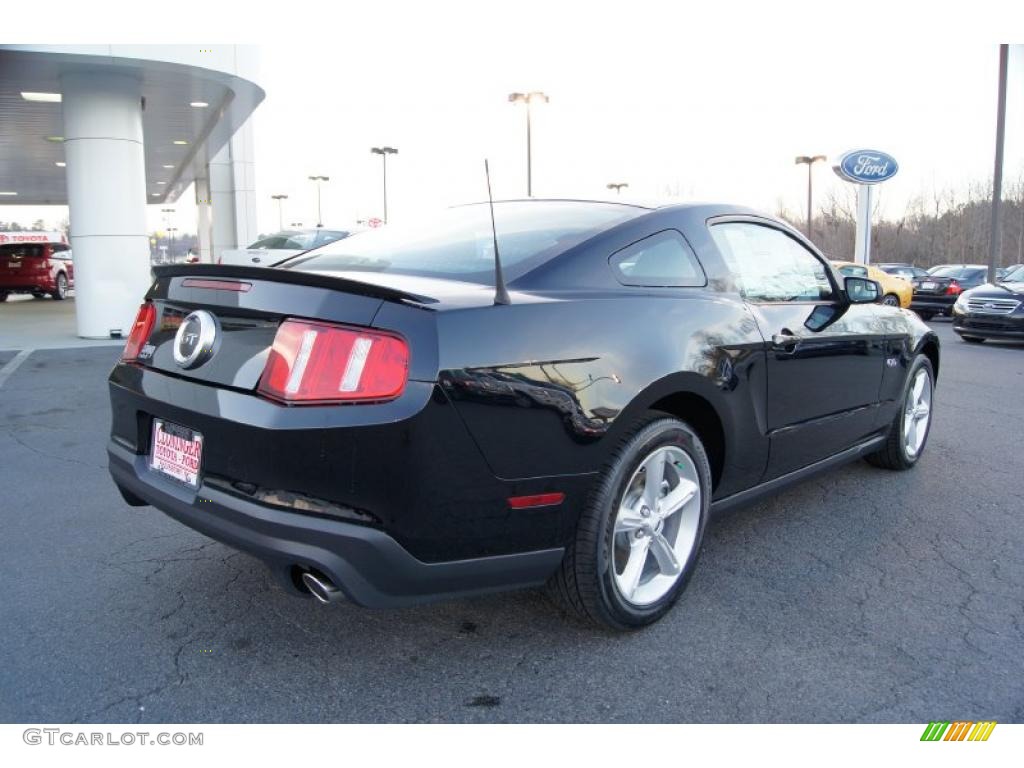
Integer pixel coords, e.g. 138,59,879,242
217,228,353,266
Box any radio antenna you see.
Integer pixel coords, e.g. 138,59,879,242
485,159,511,305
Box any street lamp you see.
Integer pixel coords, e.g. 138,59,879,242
370,147,398,224
606,182,629,195
271,194,289,230
508,91,549,197
794,155,827,241
308,175,329,227
167,227,178,260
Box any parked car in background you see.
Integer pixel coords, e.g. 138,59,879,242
877,263,929,281
218,228,355,267
997,264,1023,280
832,261,912,307
107,200,939,630
952,265,1024,343
0,241,74,301
910,264,988,320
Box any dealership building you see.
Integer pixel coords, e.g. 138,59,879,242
0,45,265,338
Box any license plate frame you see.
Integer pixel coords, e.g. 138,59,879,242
150,419,204,489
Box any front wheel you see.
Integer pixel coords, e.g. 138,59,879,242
865,354,935,471
547,415,710,630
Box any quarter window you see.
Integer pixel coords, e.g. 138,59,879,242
610,230,705,287
710,222,834,302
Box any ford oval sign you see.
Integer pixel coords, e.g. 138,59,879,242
833,149,899,185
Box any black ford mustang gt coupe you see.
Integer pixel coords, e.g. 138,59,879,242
107,200,939,630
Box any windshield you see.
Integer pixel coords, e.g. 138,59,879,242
1002,265,1024,282
279,201,645,283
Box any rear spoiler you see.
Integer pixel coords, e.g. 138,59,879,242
152,263,436,305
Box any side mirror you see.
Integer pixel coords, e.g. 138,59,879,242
845,276,881,304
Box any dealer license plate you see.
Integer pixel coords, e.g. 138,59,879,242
150,419,203,488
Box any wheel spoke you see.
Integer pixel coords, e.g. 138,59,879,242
620,538,650,599
649,532,681,576
642,449,667,509
614,504,646,535
659,478,698,518
912,373,925,404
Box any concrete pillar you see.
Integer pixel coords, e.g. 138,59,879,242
209,117,258,261
194,176,212,263
60,72,151,338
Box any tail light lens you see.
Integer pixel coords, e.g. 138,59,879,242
122,303,156,361
258,319,409,404
946,280,962,296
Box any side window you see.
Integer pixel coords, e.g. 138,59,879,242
610,230,706,287
838,264,868,278
709,222,834,302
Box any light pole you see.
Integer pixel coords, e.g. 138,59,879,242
607,182,629,195
167,227,178,260
271,194,288,230
794,155,826,241
160,208,175,264
508,91,549,197
308,175,329,228
987,44,1009,284
370,147,398,224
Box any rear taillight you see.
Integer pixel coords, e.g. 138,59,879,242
258,319,409,404
122,303,156,361
946,280,962,296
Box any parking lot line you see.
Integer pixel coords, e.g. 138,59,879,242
0,348,32,389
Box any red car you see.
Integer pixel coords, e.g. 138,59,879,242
0,241,75,301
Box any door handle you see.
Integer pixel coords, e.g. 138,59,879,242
772,331,799,348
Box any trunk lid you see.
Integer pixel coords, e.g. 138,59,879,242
0,243,49,276
140,265,434,390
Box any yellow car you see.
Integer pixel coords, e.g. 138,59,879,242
832,261,912,308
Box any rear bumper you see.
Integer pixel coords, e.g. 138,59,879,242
910,296,955,314
108,441,564,607
0,277,54,292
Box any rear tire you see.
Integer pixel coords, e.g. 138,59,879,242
865,354,934,471
959,335,985,344
882,294,900,307
0,291,7,302
52,273,68,301
546,414,711,630
915,310,935,321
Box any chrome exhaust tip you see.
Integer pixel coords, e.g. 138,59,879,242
301,571,342,604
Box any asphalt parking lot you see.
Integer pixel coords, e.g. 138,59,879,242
1,319,1021,723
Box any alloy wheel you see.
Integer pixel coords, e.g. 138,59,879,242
902,368,932,459
611,445,701,606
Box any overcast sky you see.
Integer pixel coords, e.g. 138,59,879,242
4,25,1022,239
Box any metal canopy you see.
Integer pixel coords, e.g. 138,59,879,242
0,46,265,205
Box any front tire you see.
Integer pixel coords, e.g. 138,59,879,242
547,415,711,630
865,354,934,471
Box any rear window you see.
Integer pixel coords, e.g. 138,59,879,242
930,266,984,279
280,201,645,283
249,232,318,250
0,244,45,258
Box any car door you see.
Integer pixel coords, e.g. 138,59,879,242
708,219,888,478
